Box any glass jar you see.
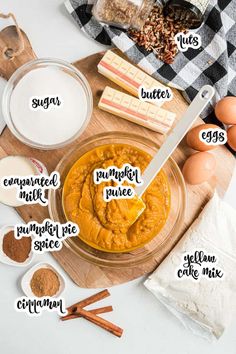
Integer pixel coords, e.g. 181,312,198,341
164,0,209,29
92,0,155,30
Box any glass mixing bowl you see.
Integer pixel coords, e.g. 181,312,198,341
48,132,187,268
2,58,93,150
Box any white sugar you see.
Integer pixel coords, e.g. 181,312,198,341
10,67,88,146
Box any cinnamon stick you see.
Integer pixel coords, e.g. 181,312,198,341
75,307,123,338
66,289,110,315
61,306,113,321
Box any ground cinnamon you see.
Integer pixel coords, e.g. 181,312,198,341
3,230,31,263
30,268,60,297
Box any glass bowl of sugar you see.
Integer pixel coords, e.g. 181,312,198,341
2,58,93,150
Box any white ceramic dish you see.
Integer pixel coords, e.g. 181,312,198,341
21,262,66,298
0,225,34,267
0,156,48,207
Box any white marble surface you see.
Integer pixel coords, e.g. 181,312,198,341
0,1,236,353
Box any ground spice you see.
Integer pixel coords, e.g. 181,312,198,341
3,230,31,263
30,268,60,297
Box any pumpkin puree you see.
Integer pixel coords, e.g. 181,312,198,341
63,144,171,253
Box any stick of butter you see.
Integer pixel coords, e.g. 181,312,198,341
98,50,167,107
98,87,176,134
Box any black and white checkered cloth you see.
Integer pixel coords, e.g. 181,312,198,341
65,0,236,123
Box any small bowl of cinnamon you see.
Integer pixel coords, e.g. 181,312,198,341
21,262,66,298
0,225,34,267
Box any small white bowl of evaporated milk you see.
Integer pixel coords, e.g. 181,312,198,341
0,156,48,207
2,58,93,150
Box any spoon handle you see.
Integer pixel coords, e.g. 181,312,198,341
136,85,215,198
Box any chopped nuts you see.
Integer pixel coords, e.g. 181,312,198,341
129,6,189,64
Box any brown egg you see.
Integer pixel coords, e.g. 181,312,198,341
186,124,219,151
227,125,236,151
182,152,216,185
215,97,236,125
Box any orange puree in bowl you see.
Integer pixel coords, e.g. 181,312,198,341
62,144,170,253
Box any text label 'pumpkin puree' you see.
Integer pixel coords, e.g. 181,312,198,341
62,144,171,253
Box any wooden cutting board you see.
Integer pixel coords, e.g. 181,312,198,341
0,26,235,288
